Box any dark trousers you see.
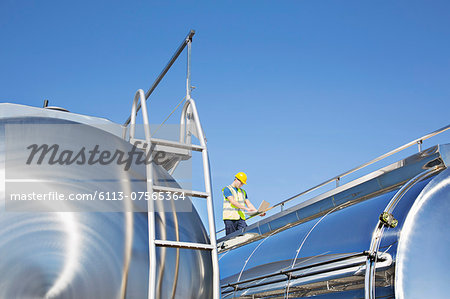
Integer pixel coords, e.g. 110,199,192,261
224,219,247,235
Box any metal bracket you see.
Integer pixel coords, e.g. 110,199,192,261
379,212,398,228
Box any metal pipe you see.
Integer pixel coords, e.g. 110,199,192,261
124,30,195,126
224,262,367,294
222,252,377,294
186,39,192,100
222,252,369,289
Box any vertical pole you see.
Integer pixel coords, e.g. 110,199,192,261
186,38,192,100
417,140,423,152
131,89,155,299
203,150,221,299
147,160,156,299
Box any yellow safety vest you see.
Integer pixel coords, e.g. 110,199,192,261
223,185,247,220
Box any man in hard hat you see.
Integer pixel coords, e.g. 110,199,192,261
222,172,263,235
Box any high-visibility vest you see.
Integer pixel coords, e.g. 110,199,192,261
222,185,247,220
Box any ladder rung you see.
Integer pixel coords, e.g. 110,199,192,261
153,186,209,198
155,240,214,250
150,138,205,152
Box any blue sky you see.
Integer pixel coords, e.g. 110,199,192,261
1,0,449,232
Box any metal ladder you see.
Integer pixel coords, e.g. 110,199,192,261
124,31,220,299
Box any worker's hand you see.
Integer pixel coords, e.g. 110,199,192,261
247,207,257,212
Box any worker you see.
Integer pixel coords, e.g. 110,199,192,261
222,172,264,235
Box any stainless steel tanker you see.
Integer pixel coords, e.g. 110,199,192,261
218,128,450,298
0,102,214,298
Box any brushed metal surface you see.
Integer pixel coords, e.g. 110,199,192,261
0,105,213,299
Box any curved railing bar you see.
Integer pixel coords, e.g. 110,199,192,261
129,89,151,141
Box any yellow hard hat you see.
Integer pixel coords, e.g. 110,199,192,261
235,172,247,184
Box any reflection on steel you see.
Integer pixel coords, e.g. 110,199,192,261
0,104,213,298
396,168,450,299
285,205,341,296
365,166,443,299
219,141,450,298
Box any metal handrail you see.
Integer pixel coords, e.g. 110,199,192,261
217,124,449,234
266,124,449,214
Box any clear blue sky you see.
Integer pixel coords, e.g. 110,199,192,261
1,0,449,232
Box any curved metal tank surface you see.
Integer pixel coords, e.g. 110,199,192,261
219,145,450,298
395,168,450,299
0,105,212,298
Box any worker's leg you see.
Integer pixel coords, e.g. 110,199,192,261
224,220,238,235
236,218,247,230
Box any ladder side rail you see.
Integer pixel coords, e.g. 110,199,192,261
146,160,156,299
129,89,156,299
184,98,221,299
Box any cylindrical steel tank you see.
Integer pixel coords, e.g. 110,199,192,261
0,103,212,298
219,143,450,298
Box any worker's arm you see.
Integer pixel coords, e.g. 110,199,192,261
245,199,257,211
227,196,254,212
245,199,266,217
